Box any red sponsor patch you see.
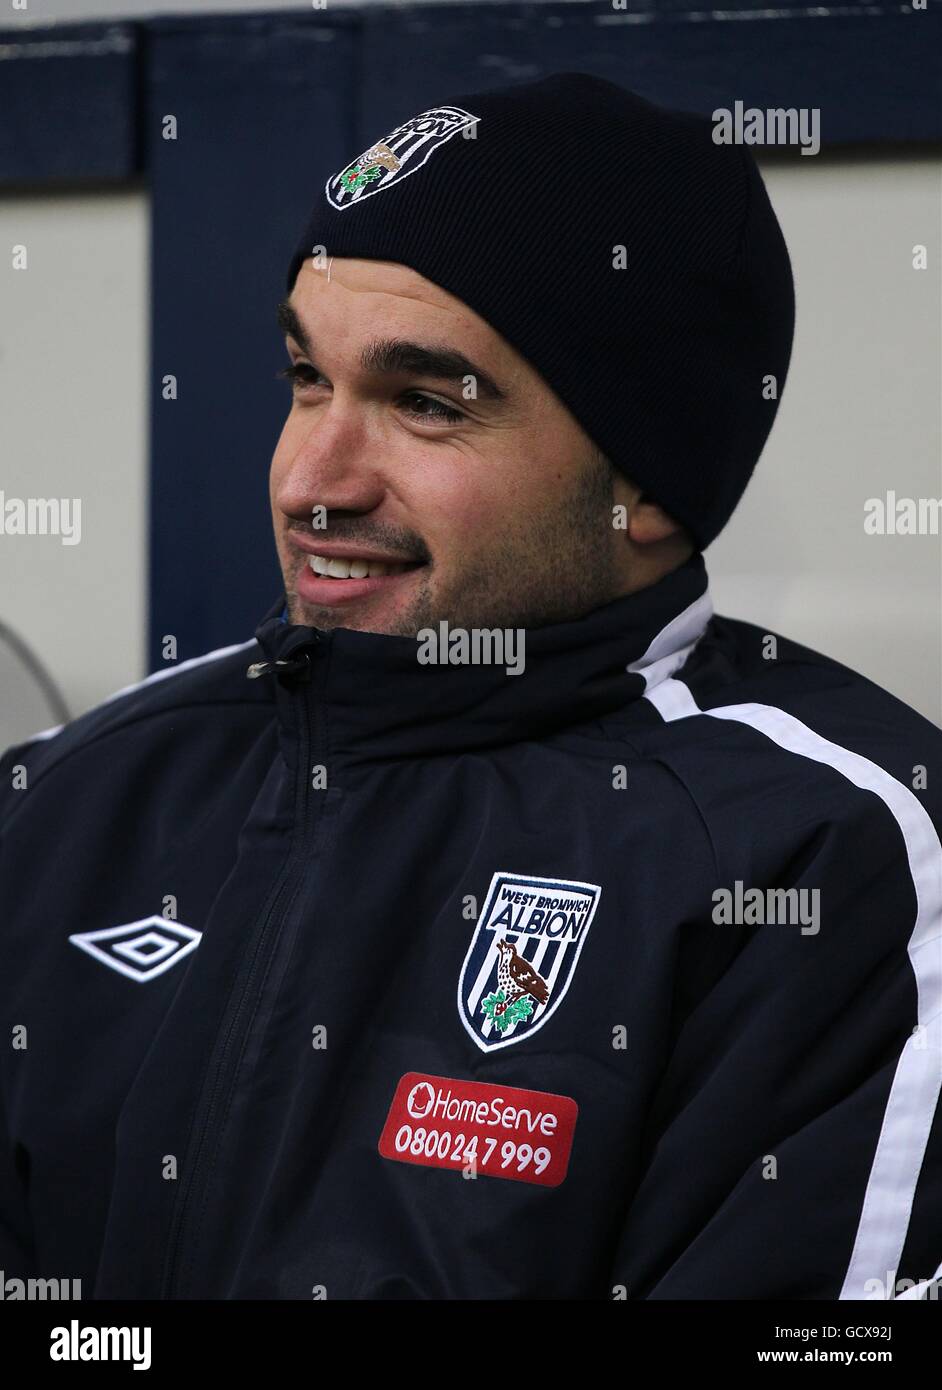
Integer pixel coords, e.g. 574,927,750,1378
378,1072,578,1187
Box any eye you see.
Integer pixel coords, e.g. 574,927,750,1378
399,391,466,424
277,362,322,392
277,364,466,425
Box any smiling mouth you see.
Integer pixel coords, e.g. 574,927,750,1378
306,553,421,580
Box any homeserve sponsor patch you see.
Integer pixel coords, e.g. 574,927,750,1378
379,1072,578,1187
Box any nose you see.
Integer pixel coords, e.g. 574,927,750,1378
273,394,386,523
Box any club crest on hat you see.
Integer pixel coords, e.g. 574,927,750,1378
326,105,479,211
458,871,601,1052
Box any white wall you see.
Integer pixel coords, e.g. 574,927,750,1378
0,154,939,741
711,151,942,727
0,189,149,737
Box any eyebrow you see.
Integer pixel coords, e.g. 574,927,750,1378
276,297,508,403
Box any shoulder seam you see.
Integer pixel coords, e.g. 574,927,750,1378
593,729,724,888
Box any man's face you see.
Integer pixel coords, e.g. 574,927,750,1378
271,256,626,635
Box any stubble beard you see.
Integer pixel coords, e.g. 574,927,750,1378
283,450,619,636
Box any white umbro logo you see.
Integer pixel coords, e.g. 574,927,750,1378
68,916,202,982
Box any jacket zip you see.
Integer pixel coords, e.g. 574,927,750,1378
161,640,323,1298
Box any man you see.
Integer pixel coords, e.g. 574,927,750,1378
1,74,940,1301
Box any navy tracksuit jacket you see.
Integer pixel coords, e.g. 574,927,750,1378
1,551,941,1300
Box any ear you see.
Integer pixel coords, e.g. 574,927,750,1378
612,473,686,545
628,496,687,545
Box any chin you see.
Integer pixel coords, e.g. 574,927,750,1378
285,598,407,637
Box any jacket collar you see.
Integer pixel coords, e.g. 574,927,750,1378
252,552,713,764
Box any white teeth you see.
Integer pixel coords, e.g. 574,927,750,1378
308,554,405,580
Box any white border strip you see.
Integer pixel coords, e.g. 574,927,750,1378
644,675,942,1300
18,638,257,747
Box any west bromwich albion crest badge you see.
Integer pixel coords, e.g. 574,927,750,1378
325,105,479,211
458,872,601,1053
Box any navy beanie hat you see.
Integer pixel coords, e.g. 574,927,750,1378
285,73,795,551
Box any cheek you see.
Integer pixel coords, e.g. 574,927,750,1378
401,457,503,561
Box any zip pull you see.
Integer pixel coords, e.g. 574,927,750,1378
245,653,313,682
